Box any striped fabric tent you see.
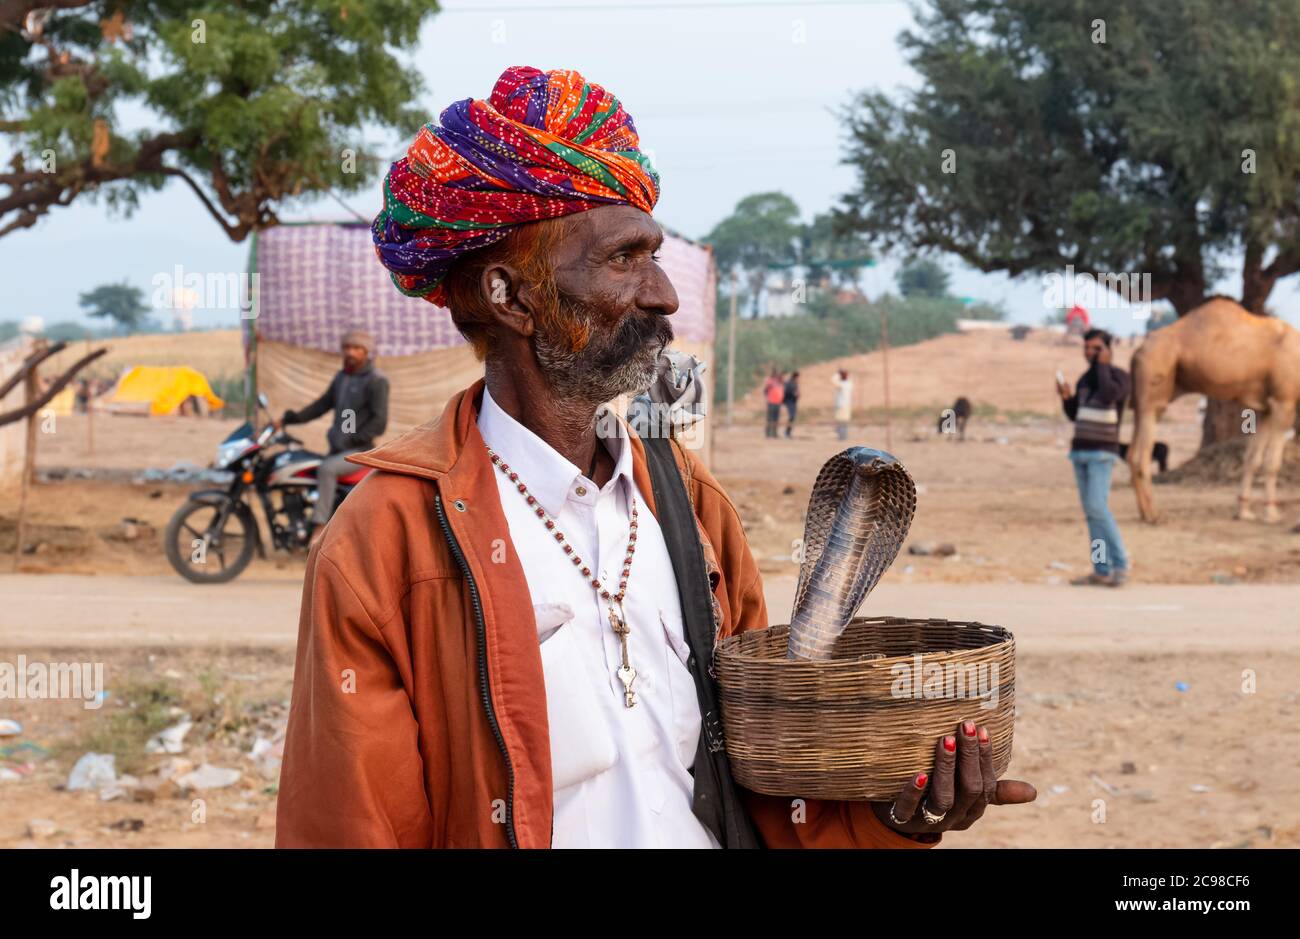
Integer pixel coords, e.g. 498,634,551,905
245,222,716,460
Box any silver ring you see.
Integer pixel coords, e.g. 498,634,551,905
888,802,908,826
920,803,946,825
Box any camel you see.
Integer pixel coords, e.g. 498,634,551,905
1129,297,1300,524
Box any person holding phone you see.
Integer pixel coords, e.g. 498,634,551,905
1057,328,1131,586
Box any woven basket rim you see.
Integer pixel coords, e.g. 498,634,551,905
716,616,1014,671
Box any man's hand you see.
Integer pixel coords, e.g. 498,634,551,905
872,721,1036,835
1096,343,1113,365
1056,379,1072,400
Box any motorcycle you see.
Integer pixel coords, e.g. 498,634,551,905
164,393,370,583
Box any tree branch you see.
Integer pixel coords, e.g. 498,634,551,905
0,0,91,33
0,340,66,400
0,347,106,428
158,166,243,240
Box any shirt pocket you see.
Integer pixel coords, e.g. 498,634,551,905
659,605,703,772
535,603,620,793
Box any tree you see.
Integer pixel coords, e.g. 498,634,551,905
838,0,1300,445
78,281,146,332
704,192,802,317
896,258,951,299
799,211,874,294
1,1,438,240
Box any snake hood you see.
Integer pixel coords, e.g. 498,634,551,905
788,447,917,661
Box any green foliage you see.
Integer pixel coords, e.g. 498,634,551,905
799,211,874,290
2,1,440,239
69,680,184,774
78,281,148,332
705,191,802,316
0,319,102,341
713,293,974,403
897,258,951,298
838,0,1300,314
704,193,878,318
42,320,96,341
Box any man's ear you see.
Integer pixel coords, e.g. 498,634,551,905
480,262,537,339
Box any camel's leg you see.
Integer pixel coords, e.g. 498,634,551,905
1129,404,1161,523
1259,399,1296,524
1237,425,1267,521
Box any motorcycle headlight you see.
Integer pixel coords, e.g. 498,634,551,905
215,440,249,469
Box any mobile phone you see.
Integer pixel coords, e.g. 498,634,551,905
1055,370,1065,385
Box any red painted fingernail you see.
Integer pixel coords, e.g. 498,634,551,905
943,736,956,752
978,727,989,743
916,773,928,787
963,721,976,736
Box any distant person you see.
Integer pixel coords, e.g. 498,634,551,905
832,369,853,440
763,368,784,438
782,371,800,438
1057,328,1131,587
274,328,389,546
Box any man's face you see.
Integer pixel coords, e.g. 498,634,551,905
1083,337,1106,362
341,343,368,371
533,205,678,404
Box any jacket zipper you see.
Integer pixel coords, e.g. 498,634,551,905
434,493,519,849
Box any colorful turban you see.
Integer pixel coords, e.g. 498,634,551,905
372,65,660,307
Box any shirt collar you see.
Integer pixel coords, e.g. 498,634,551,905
477,386,634,517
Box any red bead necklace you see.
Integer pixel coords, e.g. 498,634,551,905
487,445,642,707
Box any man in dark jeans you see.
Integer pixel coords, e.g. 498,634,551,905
274,328,389,545
783,370,800,438
1057,328,1130,586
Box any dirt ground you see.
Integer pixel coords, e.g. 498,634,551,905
0,647,289,848
2,583,1296,850
3,327,1299,848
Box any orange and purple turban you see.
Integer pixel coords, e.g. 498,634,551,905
372,65,660,307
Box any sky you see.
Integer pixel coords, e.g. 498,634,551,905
4,0,1299,336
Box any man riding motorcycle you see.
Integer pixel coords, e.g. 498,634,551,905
273,328,389,545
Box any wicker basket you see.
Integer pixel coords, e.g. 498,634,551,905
716,615,1015,801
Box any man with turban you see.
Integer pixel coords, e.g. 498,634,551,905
273,328,389,545
277,66,1034,848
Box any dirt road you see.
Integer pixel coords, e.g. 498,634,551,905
4,573,1295,654
2,573,1297,848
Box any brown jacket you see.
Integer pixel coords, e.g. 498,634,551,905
276,381,930,849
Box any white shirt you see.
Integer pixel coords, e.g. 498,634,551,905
477,388,718,849
833,375,853,411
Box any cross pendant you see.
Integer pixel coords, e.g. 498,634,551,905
609,606,637,708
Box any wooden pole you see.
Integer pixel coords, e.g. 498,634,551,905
880,304,892,451
13,365,38,571
85,333,94,456
726,268,738,428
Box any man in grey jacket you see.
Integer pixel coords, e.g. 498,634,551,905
274,328,389,542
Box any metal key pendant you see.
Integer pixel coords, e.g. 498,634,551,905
616,665,638,708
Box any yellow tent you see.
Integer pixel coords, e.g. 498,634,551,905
106,366,225,416
42,386,76,417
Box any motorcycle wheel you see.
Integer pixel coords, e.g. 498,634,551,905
165,498,257,584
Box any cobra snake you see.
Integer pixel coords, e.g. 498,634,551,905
787,447,917,661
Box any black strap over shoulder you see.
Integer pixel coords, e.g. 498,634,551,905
638,432,761,849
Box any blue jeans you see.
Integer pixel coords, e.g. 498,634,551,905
1069,450,1129,576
